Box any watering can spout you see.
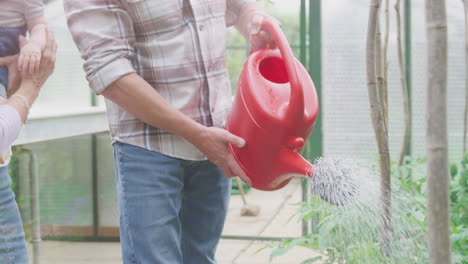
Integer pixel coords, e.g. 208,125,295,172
277,150,314,178
268,150,314,189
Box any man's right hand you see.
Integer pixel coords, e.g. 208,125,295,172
192,126,252,186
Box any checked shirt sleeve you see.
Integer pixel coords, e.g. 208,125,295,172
64,0,136,94
225,0,254,27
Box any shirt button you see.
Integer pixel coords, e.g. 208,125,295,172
199,24,205,31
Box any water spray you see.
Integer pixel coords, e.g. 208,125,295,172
311,157,360,206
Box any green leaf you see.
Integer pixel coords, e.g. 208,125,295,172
302,211,316,222
285,238,310,248
461,153,468,166
269,247,289,261
290,201,308,206
450,163,458,178
255,246,269,254
288,212,300,222
460,171,468,187
301,256,323,263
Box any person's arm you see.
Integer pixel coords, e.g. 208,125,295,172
0,102,22,151
6,79,40,123
231,1,261,36
18,19,47,74
0,68,42,152
102,73,249,182
232,1,279,52
19,0,47,74
64,0,251,183
0,28,56,150
0,78,40,150
27,17,47,50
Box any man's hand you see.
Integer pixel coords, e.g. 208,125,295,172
235,2,281,53
192,127,252,185
247,13,281,52
18,36,42,75
0,55,21,96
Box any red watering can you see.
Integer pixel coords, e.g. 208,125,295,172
226,19,319,191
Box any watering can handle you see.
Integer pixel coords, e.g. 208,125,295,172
260,18,304,124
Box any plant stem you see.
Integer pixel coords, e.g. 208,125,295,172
366,0,392,256
376,21,386,134
383,0,390,133
395,0,411,168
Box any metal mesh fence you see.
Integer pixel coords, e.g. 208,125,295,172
322,0,465,162
14,133,117,238
16,136,94,237
410,0,465,161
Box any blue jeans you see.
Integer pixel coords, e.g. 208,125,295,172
0,166,28,264
0,27,26,97
113,142,232,264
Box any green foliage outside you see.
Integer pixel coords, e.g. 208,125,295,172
231,178,252,195
260,155,468,264
450,154,468,263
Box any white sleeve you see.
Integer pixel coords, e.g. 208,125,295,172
0,104,23,151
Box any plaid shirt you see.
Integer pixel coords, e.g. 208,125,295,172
64,0,251,160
